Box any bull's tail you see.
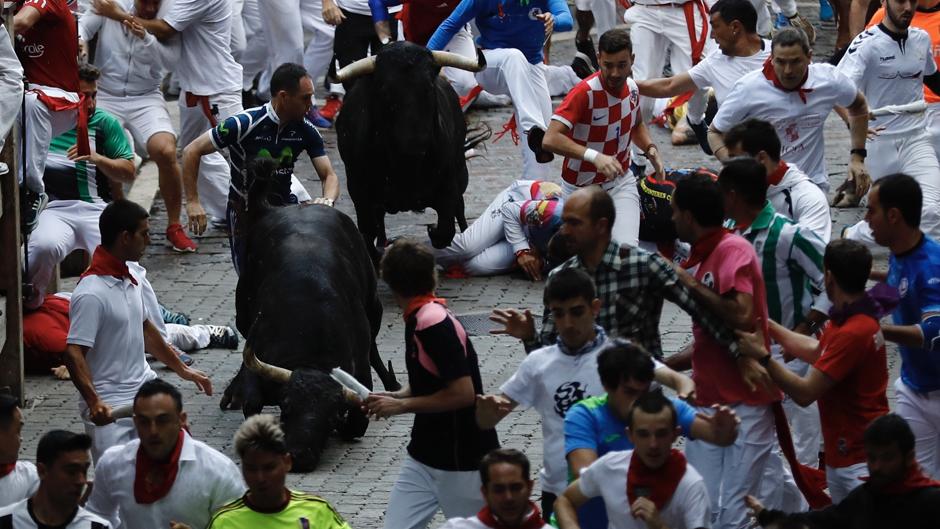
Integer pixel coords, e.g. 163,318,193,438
370,343,401,392
464,121,491,154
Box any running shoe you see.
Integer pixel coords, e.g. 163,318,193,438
206,325,239,349
788,13,817,44
320,95,343,121
775,12,789,28
571,52,596,80
167,223,198,253
575,37,599,70
178,351,195,366
160,305,191,326
527,127,555,163
819,0,834,22
21,188,48,235
306,105,333,128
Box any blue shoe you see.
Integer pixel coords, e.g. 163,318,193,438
775,12,789,28
160,305,191,326
819,0,834,22
306,105,332,128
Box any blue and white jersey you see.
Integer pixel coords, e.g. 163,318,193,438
210,103,326,200
888,235,940,392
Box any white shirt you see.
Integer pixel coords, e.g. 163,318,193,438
335,0,400,17
0,462,39,508
163,0,242,95
79,0,181,97
687,40,771,105
578,450,710,529
439,513,550,529
768,163,832,243
837,24,936,133
86,432,246,529
713,64,859,186
66,268,158,409
500,342,605,495
0,499,110,528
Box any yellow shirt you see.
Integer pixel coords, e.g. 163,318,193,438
207,491,351,529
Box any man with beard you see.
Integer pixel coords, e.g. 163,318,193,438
839,0,940,246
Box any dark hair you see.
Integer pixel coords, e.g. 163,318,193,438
824,240,871,294
585,187,616,233
78,63,100,83
598,28,632,55
0,393,19,426
718,157,768,207
626,389,677,429
99,199,149,248
723,119,781,162
543,268,597,306
709,0,758,33
270,63,310,97
380,239,437,298
597,339,655,390
36,430,92,466
864,414,915,455
673,173,724,227
772,27,812,55
875,174,922,228
134,379,183,413
479,448,531,487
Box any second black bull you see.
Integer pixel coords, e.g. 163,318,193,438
334,41,490,261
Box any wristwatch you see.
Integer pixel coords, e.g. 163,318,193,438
758,354,772,367
850,148,867,159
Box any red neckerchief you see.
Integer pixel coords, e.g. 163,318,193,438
80,246,138,286
864,463,940,495
32,91,90,157
681,229,729,269
0,463,15,478
403,295,447,321
476,503,544,529
762,57,813,103
768,160,789,186
134,430,185,504
626,449,687,512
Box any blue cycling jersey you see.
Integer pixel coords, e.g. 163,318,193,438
210,103,326,200
888,235,940,392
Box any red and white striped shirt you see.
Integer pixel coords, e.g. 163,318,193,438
551,73,641,186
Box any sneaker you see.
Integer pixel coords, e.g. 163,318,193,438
526,127,554,163
775,12,789,29
206,325,239,349
575,37,599,70
320,95,342,121
20,188,48,235
178,352,195,366
160,305,191,326
629,160,647,179
0,162,7,176
819,0,834,22
166,223,198,253
306,105,333,128
571,52,596,80
787,13,816,44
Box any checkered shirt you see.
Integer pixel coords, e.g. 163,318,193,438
551,73,640,186
533,241,740,359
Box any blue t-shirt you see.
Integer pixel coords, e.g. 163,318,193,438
888,235,940,392
210,103,326,200
563,393,697,529
426,0,572,64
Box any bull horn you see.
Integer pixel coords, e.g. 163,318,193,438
333,56,377,83
431,48,487,72
243,342,292,384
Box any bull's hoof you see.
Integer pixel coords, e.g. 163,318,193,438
241,401,264,418
220,384,243,410
339,409,369,440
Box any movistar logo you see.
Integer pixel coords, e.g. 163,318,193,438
257,147,295,166
217,121,229,136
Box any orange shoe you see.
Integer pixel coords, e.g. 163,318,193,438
320,95,343,121
167,223,198,253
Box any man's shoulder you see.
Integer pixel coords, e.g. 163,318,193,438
189,437,239,471
0,498,25,517
98,440,139,470
73,506,112,528
569,394,608,418
90,108,122,129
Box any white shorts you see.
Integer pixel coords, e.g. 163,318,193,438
894,377,940,479
562,175,641,247
383,455,484,529
97,90,176,152
825,462,867,503
83,416,137,464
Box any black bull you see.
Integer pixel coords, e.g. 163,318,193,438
334,41,488,260
220,184,400,471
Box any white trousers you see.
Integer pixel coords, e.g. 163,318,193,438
574,0,618,35
777,356,822,468
26,201,105,309
256,0,336,99
83,416,136,464
825,462,867,503
843,131,940,247
17,87,80,194
441,26,509,107
623,5,712,127
230,0,247,60
178,90,243,221
895,377,940,479
240,0,268,91
167,323,212,351
97,91,176,152
685,403,777,529
383,455,485,529
434,188,516,275
562,176,640,247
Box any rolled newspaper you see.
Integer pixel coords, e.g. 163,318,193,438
81,404,134,422
870,101,927,117
330,367,371,401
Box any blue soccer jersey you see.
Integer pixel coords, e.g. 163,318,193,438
888,236,940,392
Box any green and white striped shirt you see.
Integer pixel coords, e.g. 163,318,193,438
736,202,829,328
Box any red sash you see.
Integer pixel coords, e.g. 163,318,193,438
681,228,728,269
864,462,940,494
404,295,448,321
762,57,813,103
0,463,16,479
626,449,687,511
33,89,90,156
134,430,185,504
476,503,544,529
80,246,138,286
184,92,219,127
768,161,789,186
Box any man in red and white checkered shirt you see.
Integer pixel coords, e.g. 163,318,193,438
543,28,663,247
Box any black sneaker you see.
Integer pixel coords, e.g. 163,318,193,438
575,38,599,70
207,325,239,349
571,52,596,80
686,116,713,155
21,188,48,235
527,127,554,163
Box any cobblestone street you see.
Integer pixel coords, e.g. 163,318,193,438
14,6,899,527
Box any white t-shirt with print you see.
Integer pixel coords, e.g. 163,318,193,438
687,41,771,105
578,450,711,529
712,63,859,186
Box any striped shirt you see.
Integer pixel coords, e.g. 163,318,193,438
736,201,829,328
533,240,739,359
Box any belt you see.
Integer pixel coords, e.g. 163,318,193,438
632,2,689,7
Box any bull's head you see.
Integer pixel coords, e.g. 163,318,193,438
242,344,345,471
